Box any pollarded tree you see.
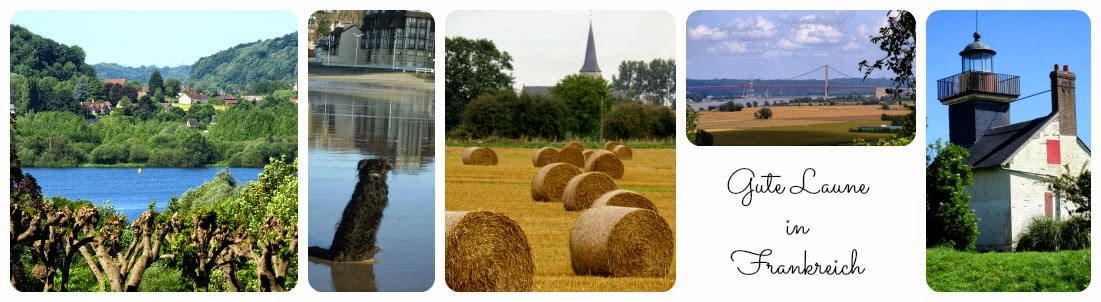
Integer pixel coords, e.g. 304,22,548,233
445,37,515,131
550,74,613,138
926,140,979,251
78,208,179,292
221,157,298,292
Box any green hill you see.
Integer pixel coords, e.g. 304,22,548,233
93,63,191,83
188,32,297,93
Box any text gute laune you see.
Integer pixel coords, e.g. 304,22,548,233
726,168,871,206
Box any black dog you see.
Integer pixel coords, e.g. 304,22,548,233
308,158,392,262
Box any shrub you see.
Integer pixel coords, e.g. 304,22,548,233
695,129,714,146
926,140,979,251
754,108,773,119
1016,216,1091,251
459,92,511,138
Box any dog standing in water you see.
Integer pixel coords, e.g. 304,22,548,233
309,158,392,262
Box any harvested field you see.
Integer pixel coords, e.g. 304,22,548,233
446,147,675,291
697,105,908,145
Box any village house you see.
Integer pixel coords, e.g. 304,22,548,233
137,86,150,98
937,31,1091,251
186,118,200,128
80,100,113,116
178,93,209,105
104,78,126,85
240,95,265,102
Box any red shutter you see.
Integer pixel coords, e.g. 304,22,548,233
1047,139,1061,164
1045,192,1054,218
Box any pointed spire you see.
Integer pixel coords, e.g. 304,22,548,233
579,18,602,76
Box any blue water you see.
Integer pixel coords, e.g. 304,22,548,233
307,84,435,292
23,167,263,220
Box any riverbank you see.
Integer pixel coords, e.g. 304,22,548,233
308,62,434,90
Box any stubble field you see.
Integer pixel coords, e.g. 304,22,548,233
445,146,676,291
698,104,910,145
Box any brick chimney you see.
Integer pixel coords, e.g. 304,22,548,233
1050,64,1077,136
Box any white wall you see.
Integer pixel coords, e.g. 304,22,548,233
967,168,1012,251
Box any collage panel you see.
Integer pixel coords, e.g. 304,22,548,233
925,10,1091,292
305,10,436,292
686,10,916,146
9,11,299,292
444,11,676,292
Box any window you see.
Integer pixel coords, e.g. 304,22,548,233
1047,139,1061,164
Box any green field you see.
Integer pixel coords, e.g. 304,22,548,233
926,247,1091,292
708,121,894,146
172,103,228,111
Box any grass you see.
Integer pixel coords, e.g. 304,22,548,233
708,121,894,146
445,147,675,291
446,138,675,149
172,103,228,111
926,247,1091,292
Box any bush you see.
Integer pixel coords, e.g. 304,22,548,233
1016,216,1091,252
602,101,675,140
459,92,511,138
926,140,979,251
754,108,773,119
695,129,714,146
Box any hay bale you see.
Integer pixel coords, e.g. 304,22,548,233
564,141,584,150
531,147,559,168
584,150,624,179
562,172,618,211
462,147,498,166
570,206,673,277
582,150,595,161
604,141,620,151
612,145,633,160
446,211,535,292
531,163,582,202
557,147,585,168
592,189,657,212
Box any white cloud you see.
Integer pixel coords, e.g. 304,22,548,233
689,24,727,40
800,15,817,23
727,16,777,39
841,41,862,50
790,23,843,44
762,50,794,58
777,38,802,50
857,24,870,37
721,40,749,53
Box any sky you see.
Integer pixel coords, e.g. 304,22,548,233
686,10,899,80
447,11,675,88
11,11,297,67
926,11,1091,147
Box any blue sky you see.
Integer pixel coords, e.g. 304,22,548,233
11,11,297,67
926,11,1091,147
687,10,900,80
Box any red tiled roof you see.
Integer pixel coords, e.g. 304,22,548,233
104,79,126,85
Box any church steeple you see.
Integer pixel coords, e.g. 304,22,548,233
579,19,602,77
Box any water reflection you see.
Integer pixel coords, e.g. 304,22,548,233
308,82,434,174
307,80,435,292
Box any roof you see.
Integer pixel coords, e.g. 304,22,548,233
224,99,238,105
186,119,199,127
186,93,207,100
522,86,552,96
960,32,996,57
580,22,601,73
138,87,150,93
104,78,126,85
161,103,172,110
965,114,1053,168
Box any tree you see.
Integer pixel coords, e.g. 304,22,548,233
856,10,916,146
550,74,613,138
457,92,512,138
686,106,700,142
611,59,676,105
222,157,298,292
189,104,216,123
79,209,178,292
926,140,979,251
147,70,164,95
87,77,105,102
445,37,514,131
754,107,773,119
1046,164,1091,221
164,78,181,96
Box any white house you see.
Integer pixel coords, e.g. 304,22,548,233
178,93,208,105
937,31,1091,251
325,25,367,66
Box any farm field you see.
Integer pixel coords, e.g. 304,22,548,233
172,103,228,111
698,104,909,145
445,147,676,291
926,247,1091,292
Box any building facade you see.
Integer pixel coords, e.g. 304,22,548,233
359,10,434,70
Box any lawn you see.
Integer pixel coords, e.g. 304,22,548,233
926,247,1091,292
445,147,676,291
707,121,895,146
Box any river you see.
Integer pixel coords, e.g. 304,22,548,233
306,80,435,292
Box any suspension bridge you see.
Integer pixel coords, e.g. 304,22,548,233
686,65,882,98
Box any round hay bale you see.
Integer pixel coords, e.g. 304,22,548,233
557,147,585,168
532,147,560,168
592,189,657,212
612,145,633,160
462,147,498,166
531,163,582,202
584,150,624,179
563,141,584,150
604,141,620,151
582,150,595,161
570,206,673,277
562,172,618,211
446,211,535,292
